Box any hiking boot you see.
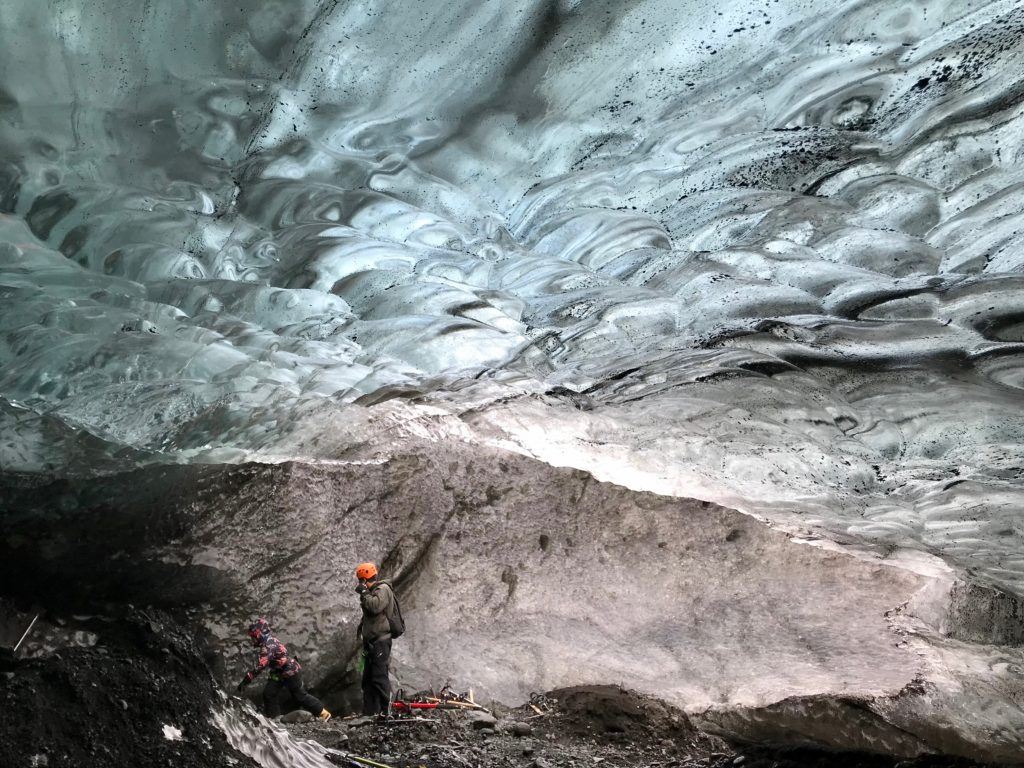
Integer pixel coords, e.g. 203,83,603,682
319,709,332,722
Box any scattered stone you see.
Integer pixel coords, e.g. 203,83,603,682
523,745,536,757
280,710,314,724
467,710,498,730
119,699,129,711
532,758,553,768
510,721,533,737
732,757,745,765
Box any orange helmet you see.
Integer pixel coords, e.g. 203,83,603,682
355,562,378,580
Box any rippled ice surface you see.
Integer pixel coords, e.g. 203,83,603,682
1,1,1023,591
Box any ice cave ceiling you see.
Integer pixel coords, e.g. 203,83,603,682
1,0,1023,595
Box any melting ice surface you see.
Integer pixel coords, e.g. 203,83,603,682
1,0,1024,593
214,703,336,768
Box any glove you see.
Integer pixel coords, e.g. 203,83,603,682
236,672,253,692
355,584,367,595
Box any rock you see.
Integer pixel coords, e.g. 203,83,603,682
523,745,536,757
510,721,533,736
280,709,314,723
532,758,553,768
467,710,498,730
733,757,745,765
479,727,495,736
317,730,349,749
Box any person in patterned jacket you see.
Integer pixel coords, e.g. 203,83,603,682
237,618,331,721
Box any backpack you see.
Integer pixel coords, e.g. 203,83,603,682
386,586,406,639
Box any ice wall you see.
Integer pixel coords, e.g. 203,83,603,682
2,1,1024,595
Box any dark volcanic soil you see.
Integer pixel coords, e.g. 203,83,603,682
284,685,1010,768
0,609,258,768
286,684,725,768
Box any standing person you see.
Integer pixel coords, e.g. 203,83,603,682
355,562,403,716
237,618,332,722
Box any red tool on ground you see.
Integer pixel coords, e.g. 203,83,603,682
391,700,439,712
390,683,489,715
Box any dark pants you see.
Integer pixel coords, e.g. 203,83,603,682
361,636,392,716
263,672,325,718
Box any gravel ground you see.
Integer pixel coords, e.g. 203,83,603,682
283,686,1008,768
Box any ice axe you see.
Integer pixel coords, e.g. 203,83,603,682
324,748,396,768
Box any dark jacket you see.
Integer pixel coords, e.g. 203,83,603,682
359,580,396,643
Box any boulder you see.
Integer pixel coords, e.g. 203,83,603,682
509,721,533,737
279,710,314,724
467,711,498,730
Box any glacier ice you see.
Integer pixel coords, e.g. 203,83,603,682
1,0,1024,754
2,0,1023,595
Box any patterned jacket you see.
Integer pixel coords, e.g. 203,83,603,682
245,634,300,681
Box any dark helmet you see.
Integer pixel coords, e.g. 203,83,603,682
248,617,271,644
